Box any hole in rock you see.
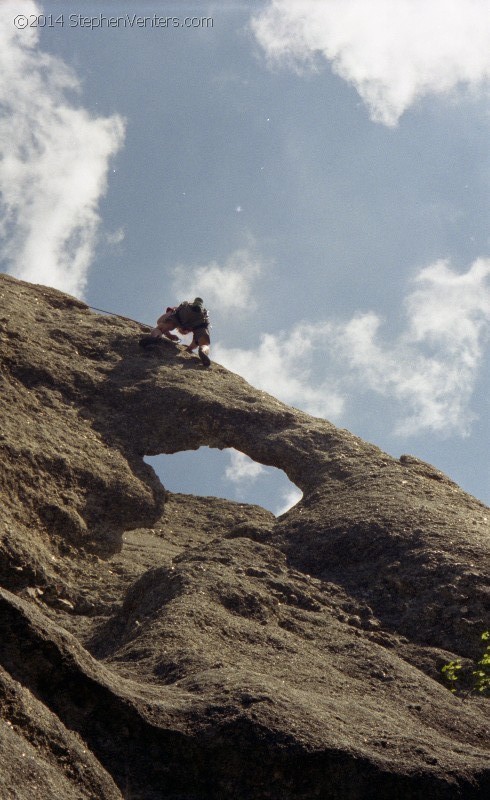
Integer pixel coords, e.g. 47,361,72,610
145,448,302,517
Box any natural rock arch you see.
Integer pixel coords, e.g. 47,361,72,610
145,447,303,515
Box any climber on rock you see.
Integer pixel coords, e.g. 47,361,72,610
139,297,211,367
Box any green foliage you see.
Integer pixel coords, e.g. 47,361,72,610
441,659,462,692
442,631,490,697
472,631,490,694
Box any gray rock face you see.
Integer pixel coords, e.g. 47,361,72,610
0,273,489,799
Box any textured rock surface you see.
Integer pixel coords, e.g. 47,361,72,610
0,273,489,799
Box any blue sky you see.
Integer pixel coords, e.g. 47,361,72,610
1,0,490,513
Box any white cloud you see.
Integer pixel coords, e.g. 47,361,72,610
0,1,125,297
407,259,490,353
252,0,490,126
330,259,490,435
225,449,265,483
214,324,346,419
215,259,490,437
171,247,263,312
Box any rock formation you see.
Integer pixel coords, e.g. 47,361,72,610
0,272,489,799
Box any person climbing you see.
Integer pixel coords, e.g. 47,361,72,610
139,297,211,367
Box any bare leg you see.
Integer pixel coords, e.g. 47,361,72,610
196,332,211,366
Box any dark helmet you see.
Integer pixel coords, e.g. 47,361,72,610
192,297,204,306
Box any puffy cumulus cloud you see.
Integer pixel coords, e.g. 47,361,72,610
0,0,125,296
406,259,490,353
214,323,346,420
171,248,264,312
251,0,490,125
224,449,265,483
214,259,490,437
330,259,490,435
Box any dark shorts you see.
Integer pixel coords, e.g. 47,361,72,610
191,325,210,344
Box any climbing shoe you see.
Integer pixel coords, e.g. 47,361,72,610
198,346,211,367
